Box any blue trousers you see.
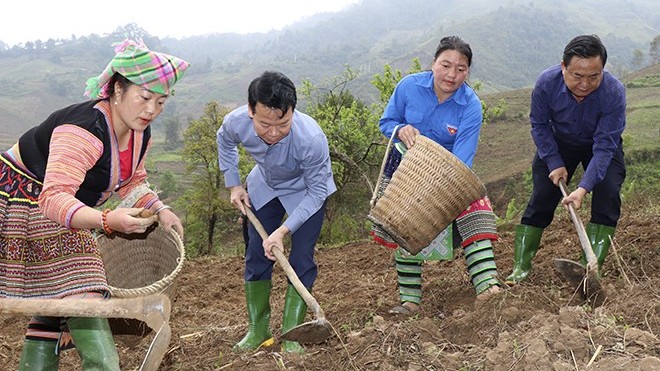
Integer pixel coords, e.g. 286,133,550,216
244,197,327,288
521,142,626,228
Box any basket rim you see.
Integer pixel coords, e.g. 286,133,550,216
100,226,186,298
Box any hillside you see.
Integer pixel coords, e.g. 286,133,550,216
0,202,657,370
0,8,658,369
0,0,658,149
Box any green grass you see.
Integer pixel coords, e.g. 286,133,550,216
625,74,660,88
150,151,182,162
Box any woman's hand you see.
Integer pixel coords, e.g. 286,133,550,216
105,207,157,234
155,208,184,238
397,125,420,148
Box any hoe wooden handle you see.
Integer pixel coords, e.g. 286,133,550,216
243,204,325,318
558,180,598,270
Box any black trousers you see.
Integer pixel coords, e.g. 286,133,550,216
521,142,626,228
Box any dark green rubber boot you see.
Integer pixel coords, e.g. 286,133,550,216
505,224,543,285
18,339,59,371
584,223,616,270
233,280,274,352
281,284,308,353
67,317,120,371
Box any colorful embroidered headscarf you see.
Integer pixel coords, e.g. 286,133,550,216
84,39,190,99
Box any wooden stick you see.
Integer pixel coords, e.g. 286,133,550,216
558,180,598,271
243,205,325,319
0,294,171,371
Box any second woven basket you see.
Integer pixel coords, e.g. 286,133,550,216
97,224,185,340
368,135,486,255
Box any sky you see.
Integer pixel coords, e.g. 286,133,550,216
0,0,361,47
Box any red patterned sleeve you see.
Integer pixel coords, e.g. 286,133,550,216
38,125,103,228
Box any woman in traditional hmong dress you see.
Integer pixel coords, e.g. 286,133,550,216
0,39,188,370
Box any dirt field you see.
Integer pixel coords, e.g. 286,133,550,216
1,206,658,370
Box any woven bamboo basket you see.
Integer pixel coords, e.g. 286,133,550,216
368,135,486,255
97,224,185,340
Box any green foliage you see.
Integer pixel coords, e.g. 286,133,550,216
482,98,508,124
621,151,660,212
625,74,660,88
320,213,363,246
650,35,660,64
371,58,422,109
370,64,403,106
497,198,521,227
162,117,182,150
158,171,178,200
180,101,237,256
473,80,508,124
301,66,383,192
300,66,385,244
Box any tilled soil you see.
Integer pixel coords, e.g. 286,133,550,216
0,209,658,370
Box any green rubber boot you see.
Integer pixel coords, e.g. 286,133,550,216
505,224,543,285
18,339,59,371
233,280,274,352
67,317,120,371
584,223,616,270
281,284,308,353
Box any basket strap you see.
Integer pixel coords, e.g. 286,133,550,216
370,125,401,208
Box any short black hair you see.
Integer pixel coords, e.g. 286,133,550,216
247,71,297,117
562,35,608,67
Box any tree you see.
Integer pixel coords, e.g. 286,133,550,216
179,101,235,256
632,49,644,69
299,66,384,243
157,170,179,201
301,66,383,193
371,58,422,108
163,117,182,150
650,35,660,65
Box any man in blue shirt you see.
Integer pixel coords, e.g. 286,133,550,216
506,35,626,284
217,71,336,353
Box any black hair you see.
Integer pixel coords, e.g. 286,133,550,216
433,36,473,67
562,35,607,67
105,73,132,98
247,71,297,117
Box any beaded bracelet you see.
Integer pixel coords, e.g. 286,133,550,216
154,204,172,215
101,209,113,234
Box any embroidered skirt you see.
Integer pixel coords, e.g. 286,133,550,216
0,153,109,298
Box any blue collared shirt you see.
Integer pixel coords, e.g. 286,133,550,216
379,71,483,167
217,105,337,233
530,64,626,191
